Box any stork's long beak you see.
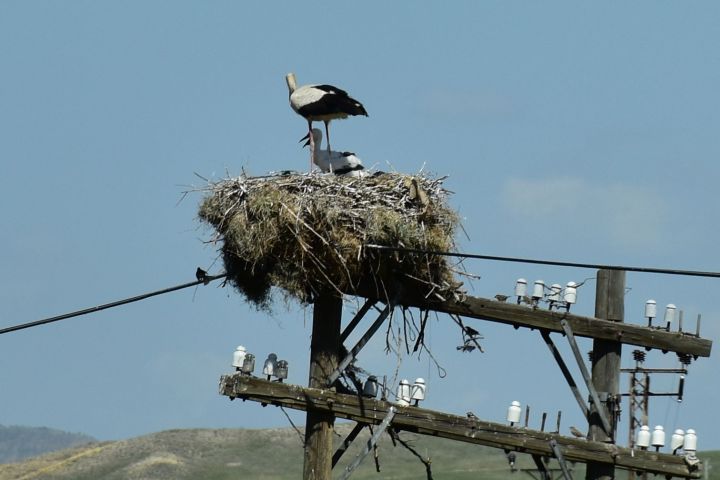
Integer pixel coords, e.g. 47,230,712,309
299,133,310,147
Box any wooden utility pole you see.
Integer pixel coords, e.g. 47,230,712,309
587,269,625,480
303,293,343,480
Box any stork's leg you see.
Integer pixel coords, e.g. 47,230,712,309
308,120,314,172
324,120,332,155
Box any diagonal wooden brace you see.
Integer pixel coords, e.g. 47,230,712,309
559,318,613,436
332,422,366,468
549,438,574,480
327,305,391,387
340,300,376,343
531,454,551,480
540,330,590,420
338,407,396,480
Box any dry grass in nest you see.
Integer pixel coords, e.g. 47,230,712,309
197,171,463,311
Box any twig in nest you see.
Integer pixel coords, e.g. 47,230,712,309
412,309,429,353
402,308,411,355
403,307,418,344
384,310,394,355
386,307,447,379
388,430,433,480
423,337,448,379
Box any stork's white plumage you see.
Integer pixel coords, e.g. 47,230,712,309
285,72,368,162
303,128,366,177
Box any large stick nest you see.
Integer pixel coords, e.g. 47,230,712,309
198,171,463,310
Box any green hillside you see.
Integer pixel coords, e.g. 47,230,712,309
0,424,716,480
0,425,95,464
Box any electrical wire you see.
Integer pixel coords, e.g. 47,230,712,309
8,245,716,335
365,244,720,279
0,272,227,336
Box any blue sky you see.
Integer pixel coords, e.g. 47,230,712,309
2,1,720,455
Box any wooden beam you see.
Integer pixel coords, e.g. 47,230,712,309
349,288,712,357
303,294,342,480
220,375,703,479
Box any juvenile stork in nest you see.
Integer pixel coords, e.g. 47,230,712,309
285,72,368,166
301,128,366,177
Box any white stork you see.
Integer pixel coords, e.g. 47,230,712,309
285,72,368,160
302,128,367,177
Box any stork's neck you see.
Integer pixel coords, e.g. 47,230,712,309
285,73,297,95
311,132,325,162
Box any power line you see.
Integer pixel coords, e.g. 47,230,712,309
0,272,227,336
364,244,720,279
8,246,715,336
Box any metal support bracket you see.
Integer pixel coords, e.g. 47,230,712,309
332,422,366,468
549,439,574,480
540,330,590,420
338,406,397,480
559,319,613,436
327,306,392,387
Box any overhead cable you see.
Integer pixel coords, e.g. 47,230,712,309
0,272,227,336
364,245,720,279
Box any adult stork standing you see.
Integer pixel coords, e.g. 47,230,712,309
285,72,368,164
301,128,366,177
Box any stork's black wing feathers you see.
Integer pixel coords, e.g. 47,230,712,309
334,164,365,175
297,84,369,118
314,84,351,96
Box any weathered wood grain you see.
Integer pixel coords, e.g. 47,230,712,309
220,375,703,479
349,287,712,357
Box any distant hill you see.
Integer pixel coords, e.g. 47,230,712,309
0,425,95,464
0,424,717,480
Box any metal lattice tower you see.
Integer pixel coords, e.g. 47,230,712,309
627,350,650,449
626,350,650,480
